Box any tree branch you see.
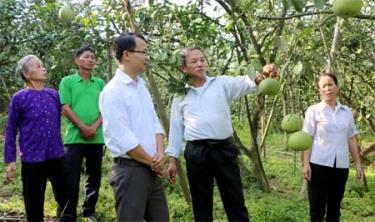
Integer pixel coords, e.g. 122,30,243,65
257,11,332,20
269,6,287,63
257,11,375,20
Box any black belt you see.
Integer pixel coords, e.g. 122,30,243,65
188,137,233,147
113,157,149,169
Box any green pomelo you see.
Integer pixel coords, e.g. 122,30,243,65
258,78,281,95
58,5,75,22
287,131,312,151
281,114,303,133
333,0,363,18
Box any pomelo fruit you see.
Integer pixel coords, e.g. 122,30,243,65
287,131,313,151
332,0,363,18
258,78,280,95
58,5,75,22
281,114,303,133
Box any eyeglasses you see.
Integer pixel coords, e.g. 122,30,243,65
127,50,148,54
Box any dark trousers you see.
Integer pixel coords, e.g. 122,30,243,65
185,139,250,222
308,162,349,222
109,158,169,222
21,157,72,222
64,144,103,219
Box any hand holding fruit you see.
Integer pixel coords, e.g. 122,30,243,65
262,63,279,79
258,64,281,95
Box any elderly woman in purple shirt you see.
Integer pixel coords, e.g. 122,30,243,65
4,55,72,221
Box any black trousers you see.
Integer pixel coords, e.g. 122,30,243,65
110,158,169,222
308,162,349,222
185,139,250,222
21,157,71,222
64,144,103,219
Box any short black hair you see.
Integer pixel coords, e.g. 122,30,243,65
112,32,146,61
318,72,338,86
75,45,96,58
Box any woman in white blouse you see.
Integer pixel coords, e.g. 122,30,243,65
302,72,363,222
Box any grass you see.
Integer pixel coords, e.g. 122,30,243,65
0,132,374,221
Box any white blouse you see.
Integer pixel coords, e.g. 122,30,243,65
303,100,358,168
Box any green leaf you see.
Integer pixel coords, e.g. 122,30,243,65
290,0,306,12
293,61,303,75
168,54,176,65
282,0,289,9
247,66,256,80
311,51,327,66
313,0,325,10
225,20,235,32
159,52,167,62
276,36,288,53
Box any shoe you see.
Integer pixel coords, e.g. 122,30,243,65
87,215,97,222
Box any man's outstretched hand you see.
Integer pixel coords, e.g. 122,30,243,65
262,63,279,79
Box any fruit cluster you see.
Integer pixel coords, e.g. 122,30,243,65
280,114,313,151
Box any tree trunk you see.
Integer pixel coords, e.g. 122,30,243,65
146,71,191,202
261,113,266,159
246,96,271,192
216,0,270,192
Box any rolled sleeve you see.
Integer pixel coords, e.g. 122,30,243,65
58,78,71,105
152,107,165,136
303,107,316,137
99,90,139,157
348,111,358,138
166,97,185,159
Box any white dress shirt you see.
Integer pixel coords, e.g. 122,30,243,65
99,69,164,158
303,100,358,168
166,75,257,158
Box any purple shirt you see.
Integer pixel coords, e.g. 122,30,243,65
4,87,65,163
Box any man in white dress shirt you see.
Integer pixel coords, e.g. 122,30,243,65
99,32,169,221
166,48,269,222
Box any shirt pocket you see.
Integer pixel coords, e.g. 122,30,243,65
335,118,350,132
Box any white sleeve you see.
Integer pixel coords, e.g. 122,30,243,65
99,89,139,157
151,99,164,135
222,75,257,101
348,110,358,138
166,97,185,159
302,107,316,137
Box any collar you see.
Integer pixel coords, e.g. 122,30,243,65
115,69,144,86
318,100,349,111
185,76,215,89
74,72,95,82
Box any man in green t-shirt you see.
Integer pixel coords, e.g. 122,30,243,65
59,45,105,221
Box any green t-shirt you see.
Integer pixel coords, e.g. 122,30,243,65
59,73,105,144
